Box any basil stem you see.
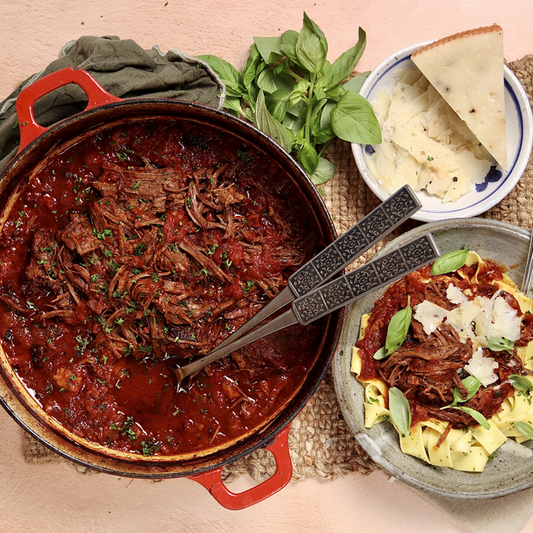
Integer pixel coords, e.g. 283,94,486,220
431,248,469,276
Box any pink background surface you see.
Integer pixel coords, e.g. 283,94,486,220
1,1,533,532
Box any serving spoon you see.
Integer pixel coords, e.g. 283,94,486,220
165,185,439,393
521,222,533,295
168,231,440,393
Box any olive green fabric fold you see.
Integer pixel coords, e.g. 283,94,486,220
0,36,225,173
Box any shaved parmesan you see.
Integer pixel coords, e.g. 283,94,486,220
414,300,448,335
446,284,468,305
465,347,499,387
366,66,494,202
411,25,507,170
445,294,522,347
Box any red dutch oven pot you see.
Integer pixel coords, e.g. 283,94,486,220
0,67,344,509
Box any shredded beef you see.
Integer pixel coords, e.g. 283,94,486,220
19,158,316,364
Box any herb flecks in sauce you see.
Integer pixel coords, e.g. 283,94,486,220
0,119,327,457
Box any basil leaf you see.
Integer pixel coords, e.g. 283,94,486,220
257,68,295,95
385,296,412,356
447,376,481,408
331,90,382,144
310,98,328,134
197,55,244,97
288,77,309,107
388,387,412,438
253,36,283,64
279,30,300,63
373,346,387,360
342,72,370,94
242,44,261,89
282,107,306,135
486,337,515,353
281,29,299,47
297,140,319,175
325,84,346,100
515,421,533,440
509,374,533,392
254,91,293,153
454,406,490,430
430,248,469,276
222,96,245,117
319,27,367,90
266,89,290,123
309,156,336,185
295,13,328,75
313,101,336,144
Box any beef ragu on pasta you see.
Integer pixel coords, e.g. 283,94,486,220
352,250,533,472
0,118,328,459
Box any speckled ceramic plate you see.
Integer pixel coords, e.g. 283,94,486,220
332,218,533,499
352,43,533,222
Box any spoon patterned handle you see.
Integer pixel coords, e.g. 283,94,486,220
288,185,421,298
292,233,440,325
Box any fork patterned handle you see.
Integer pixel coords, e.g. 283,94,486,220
288,185,421,298
292,233,439,325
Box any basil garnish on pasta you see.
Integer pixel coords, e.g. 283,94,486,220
455,406,490,430
388,387,411,438
383,296,412,357
516,421,533,440
509,375,533,392
373,346,387,360
445,376,481,409
487,337,515,353
431,247,469,276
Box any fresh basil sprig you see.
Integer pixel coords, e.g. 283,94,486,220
199,12,381,185
444,376,481,409
388,387,412,438
509,374,533,392
431,247,469,276
515,421,533,440
486,337,515,353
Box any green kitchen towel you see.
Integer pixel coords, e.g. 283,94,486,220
0,36,225,172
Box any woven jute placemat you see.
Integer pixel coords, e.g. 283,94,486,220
22,55,533,483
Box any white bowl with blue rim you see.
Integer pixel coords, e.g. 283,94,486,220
352,42,533,222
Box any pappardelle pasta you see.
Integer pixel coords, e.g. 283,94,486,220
351,250,533,472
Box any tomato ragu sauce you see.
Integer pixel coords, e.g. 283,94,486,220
0,118,327,459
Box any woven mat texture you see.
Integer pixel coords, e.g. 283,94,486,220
22,55,533,483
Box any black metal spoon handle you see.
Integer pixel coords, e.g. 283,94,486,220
172,232,440,388
288,184,421,297
292,232,440,324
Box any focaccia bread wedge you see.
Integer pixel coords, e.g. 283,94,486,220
411,25,507,170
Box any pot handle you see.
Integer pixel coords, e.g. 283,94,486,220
15,66,122,153
188,425,293,510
